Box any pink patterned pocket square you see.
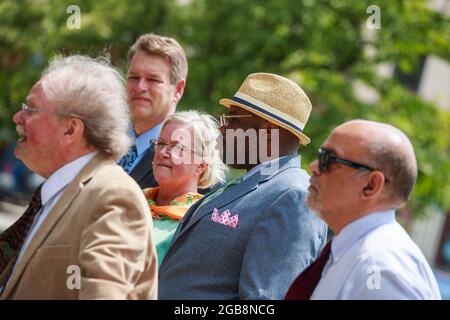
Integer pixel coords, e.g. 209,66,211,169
211,208,239,229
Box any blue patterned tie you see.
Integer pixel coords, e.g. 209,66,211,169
118,144,138,173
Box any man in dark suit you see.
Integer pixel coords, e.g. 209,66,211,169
159,73,327,299
118,33,187,188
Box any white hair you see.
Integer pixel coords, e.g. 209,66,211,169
162,110,228,189
41,55,132,159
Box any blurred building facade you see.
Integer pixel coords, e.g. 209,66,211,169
404,0,450,298
352,0,450,298
408,53,450,297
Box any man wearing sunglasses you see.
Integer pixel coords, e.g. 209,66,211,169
286,120,441,300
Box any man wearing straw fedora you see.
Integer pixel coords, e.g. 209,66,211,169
158,73,327,299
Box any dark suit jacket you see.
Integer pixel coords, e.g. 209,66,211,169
129,149,157,189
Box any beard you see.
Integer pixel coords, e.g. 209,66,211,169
307,189,326,220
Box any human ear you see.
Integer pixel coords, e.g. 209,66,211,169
62,117,85,144
361,171,385,199
173,79,186,102
196,161,208,175
259,121,278,140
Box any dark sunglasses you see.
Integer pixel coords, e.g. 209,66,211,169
317,148,376,173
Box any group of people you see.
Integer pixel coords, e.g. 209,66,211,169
0,32,442,300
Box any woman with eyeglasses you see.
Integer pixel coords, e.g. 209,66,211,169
143,111,227,267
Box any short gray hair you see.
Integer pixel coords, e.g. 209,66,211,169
366,139,417,203
162,110,228,189
41,55,132,159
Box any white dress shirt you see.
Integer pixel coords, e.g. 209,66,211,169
311,209,441,300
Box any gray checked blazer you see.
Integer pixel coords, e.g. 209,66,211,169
158,155,327,299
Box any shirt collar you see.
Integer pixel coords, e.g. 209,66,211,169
331,209,396,261
241,155,299,181
41,152,97,205
135,123,163,156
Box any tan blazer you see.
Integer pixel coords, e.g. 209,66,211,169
0,154,157,299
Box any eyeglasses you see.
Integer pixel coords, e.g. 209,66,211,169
21,103,83,120
317,148,389,183
219,113,253,127
150,139,201,157
317,148,376,173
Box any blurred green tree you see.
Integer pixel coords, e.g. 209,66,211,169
0,0,449,214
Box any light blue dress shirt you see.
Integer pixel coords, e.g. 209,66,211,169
311,209,441,300
122,124,163,172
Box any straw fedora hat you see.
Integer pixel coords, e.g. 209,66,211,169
219,72,312,145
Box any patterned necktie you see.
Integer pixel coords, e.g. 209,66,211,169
118,144,138,173
285,240,332,300
0,185,43,282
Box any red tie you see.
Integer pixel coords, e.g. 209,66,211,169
0,185,43,280
285,240,332,300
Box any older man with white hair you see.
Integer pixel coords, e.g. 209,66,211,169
0,55,157,299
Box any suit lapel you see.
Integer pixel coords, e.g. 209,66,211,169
169,178,259,244
2,154,112,298
173,156,299,241
130,149,155,185
187,173,260,223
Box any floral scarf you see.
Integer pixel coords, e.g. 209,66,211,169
143,187,203,221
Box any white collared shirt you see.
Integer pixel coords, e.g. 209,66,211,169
13,152,97,268
311,209,441,300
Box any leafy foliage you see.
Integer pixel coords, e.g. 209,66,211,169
0,0,449,214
